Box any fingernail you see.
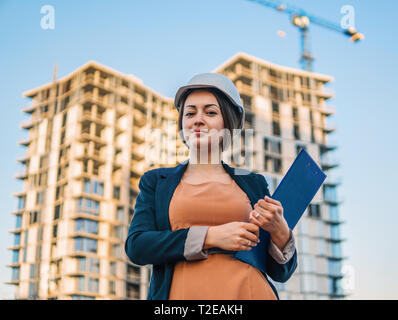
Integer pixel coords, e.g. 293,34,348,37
254,212,260,218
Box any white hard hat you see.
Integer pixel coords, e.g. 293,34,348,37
174,72,245,129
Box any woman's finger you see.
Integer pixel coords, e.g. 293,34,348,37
243,229,259,244
265,196,282,207
257,200,279,213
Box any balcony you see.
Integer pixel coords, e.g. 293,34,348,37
131,160,146,177
319,105,336,117
14,170,28,180
16,155,29,165
235,80,253,97
235,64,253,80
131,142,146,161
20,119,36,130
132,126,147,144
323,174,342,186
76,148,105,165
80,112,106,128
79,133,107,147
322,123,337,134
18,137,31,147
315,87,334,99
320,153,339,171
133,108,146,127
22,102,36,114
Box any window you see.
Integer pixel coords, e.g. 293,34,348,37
54,203,63,220
330,225,341,241
293,124,300,140
30,264,37,278
15,215,22,229
14,233,21,246
263,137,269,151
12,250,19,264
311,127,315,143
112,244,122,258
93,180,104,195
292,106,298,120
127,283,140,299
11,267,20,281
329,205,339,222
273,158,282,173
75,237,98,253
111,225,122,239
308,204,321,218
110,262,116,275
109,280,116,295
75,218,99,234
331,242,342,258
28,281,39,298
77,197,100,216
272,121,280,136
324,186,337,203
271,140,281,154
52,224,58,238
116,206,124,222
36,191,45,205
29,211,39,224
272,101,279,114
62,111,68,127
17,196,26,210
113,186,120,200
83,178,104,196
328,259,342,277
264,155,271,171
329,278,343,296
77,257,100,273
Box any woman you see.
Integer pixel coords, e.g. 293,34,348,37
125,73,297,300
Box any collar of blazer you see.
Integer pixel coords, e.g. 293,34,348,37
154,158,258,231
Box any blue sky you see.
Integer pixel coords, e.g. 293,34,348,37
1,0,397,299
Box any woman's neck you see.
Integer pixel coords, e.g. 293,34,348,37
187,149,225,175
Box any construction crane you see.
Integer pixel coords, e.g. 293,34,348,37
247,0,364,71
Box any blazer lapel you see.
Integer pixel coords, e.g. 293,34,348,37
155,159,259,231
155,159,189,230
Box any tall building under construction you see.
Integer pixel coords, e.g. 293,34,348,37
7,52,345,299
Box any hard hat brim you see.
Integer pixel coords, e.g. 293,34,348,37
174,84,245,129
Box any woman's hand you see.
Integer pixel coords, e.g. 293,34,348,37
249,196,290,251
204,222,260,251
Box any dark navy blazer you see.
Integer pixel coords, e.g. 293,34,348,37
125,159,297,300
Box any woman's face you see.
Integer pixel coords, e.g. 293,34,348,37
181,90,225,151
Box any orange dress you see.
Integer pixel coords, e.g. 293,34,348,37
168,175,277,300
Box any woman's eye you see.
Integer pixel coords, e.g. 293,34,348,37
185,111,217,117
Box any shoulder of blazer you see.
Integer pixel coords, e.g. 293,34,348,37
139,162,186,188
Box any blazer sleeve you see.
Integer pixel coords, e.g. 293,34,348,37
255,174,298,283
125,171,191,266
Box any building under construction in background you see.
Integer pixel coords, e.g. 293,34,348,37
7,52,345,299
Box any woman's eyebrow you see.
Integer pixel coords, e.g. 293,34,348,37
185,104,219,109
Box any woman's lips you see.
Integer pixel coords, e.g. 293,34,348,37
193,130,207,136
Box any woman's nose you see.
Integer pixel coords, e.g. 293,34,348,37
193,112,205,125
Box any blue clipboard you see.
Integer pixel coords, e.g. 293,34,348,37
271,148,327,230
233,148,326,275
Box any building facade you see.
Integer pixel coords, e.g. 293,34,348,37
7,52,345,299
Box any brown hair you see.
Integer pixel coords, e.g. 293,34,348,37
177,88,241,150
